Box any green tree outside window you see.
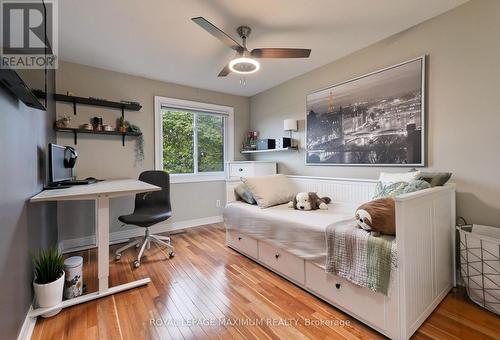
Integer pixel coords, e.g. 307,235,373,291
162,110,225,174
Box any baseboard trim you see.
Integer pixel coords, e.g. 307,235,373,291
59,215,224,253
17,304,36,340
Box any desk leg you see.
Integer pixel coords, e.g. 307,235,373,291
96,196,110,292
29,194,151,318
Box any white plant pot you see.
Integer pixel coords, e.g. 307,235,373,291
33,271,65,318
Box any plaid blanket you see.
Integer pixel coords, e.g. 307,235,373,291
325,218,397,295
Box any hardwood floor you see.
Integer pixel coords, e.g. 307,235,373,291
32,224,499,340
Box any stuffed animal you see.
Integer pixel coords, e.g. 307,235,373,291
288,192,332,210
355,198,395,236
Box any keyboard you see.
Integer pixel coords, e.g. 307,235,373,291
62,178,97,185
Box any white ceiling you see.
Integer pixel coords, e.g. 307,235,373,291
59,0,467,97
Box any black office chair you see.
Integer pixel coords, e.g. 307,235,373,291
114,170,175,267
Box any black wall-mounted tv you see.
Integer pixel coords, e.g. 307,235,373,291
0,0,47,111
0,68,46,110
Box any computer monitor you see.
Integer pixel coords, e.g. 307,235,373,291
48,143,73,183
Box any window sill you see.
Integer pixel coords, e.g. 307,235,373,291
170,174,227,184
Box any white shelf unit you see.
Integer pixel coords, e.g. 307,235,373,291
240,147,298,154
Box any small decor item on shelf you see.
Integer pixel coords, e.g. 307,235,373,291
92,116,103,131
242,131,258,150
257,138,276,150
89,96,108,102
103,124,114,132
250,131,258,149
63,256,83,299
55,114,71,128
275,137,292,149
128,124,144,163
81,123,93,130
66,91,74,96
120,100,140,106
32,248,65,318
117,116,128,133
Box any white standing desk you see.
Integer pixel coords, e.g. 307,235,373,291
29,179,161,317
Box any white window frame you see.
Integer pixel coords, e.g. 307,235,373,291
154,96,234,183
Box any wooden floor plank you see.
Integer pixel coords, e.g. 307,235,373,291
31,223,499,340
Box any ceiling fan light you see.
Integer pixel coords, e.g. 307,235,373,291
229,57,260,74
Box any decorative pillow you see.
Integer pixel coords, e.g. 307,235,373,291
402,180,431,194
416,172,452,187
379,171,420,184
241,174,296,208
234,183,256,204
373,181,408,199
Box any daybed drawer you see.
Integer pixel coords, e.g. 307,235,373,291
226,231,258,258
259,241,305,285
305,262,386,330
229,163,252,178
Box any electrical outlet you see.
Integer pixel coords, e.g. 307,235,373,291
216,199,221,208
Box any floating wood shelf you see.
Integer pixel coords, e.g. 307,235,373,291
55,127,142,146
240,147,298,154
33,89,142,116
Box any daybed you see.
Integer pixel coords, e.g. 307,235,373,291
224,175,456,340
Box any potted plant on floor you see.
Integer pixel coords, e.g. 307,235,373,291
32,248,65,318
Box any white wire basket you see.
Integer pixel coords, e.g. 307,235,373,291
457,218,500,315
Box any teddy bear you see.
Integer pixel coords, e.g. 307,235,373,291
355,197,395,236
288,192,332,210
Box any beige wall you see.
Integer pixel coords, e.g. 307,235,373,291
56,61,249,241
250,0,500,226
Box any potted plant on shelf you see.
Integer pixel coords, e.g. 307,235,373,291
128,123,144,163
55,114,71,128
118,116,129,133
32,248,65,318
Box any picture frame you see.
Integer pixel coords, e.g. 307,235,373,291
305,56,426,166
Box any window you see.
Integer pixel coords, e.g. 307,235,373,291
154,96,234,183
162,110,224,174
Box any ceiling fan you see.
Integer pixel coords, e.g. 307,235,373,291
191,17,311,77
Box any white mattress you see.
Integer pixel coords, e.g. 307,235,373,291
223,201,358,265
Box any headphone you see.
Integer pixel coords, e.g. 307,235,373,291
64,146,78,168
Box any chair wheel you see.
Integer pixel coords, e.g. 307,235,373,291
133,260,140,268
115,254,121,261
169,251,175,258
135,243,141,248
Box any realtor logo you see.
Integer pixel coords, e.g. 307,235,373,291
0,0,58,69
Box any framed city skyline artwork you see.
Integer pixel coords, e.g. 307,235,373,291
306,56,425,166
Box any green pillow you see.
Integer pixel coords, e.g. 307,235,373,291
234,184,256,204
373,181,408,199
416,172,452,187
402,180,431,194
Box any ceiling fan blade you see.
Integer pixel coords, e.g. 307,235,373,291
251,48,311,58
192,17,243,52
218,65,231,77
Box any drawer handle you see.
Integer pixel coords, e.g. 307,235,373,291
238,168,243,172
275,253,280,259
238,237,242,241
335,283,341,289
